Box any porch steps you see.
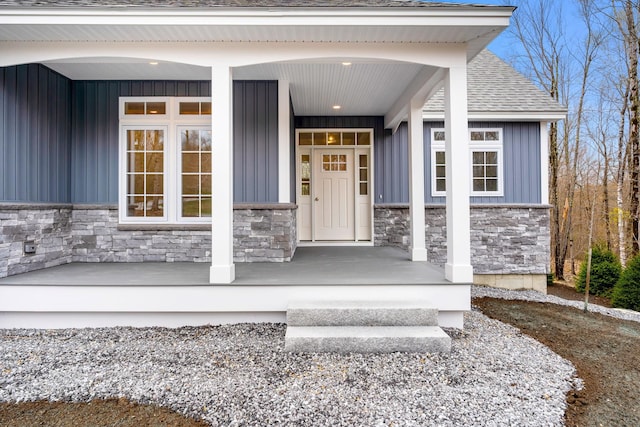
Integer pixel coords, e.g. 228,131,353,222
284,300,451,353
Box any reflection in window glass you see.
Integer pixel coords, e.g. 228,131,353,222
146,102,166,115
359,154,368,195
472,150,499,193
180,102,200,115
126,129,165,217
299,133,313,146
125,102,145,115
343,132,356,145
301,154,311,196
357,132,371,145
314,133,327,145
181,128,212,218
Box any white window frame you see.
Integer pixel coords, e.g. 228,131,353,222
119,97,212,224
430,128,504,197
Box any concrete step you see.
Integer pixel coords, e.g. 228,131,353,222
284,325,452,353
286,300,439,327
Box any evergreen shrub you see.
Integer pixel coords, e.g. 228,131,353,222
612,255,640,312
575,246,621,297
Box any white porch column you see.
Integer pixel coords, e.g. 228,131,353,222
408,100,428,261
444,65,473,283
210,65,236,284
278,80,291,203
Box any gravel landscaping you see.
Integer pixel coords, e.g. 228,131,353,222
0,295,578,427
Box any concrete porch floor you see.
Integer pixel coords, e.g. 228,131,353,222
0,246,450,286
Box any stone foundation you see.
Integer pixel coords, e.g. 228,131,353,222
374,204,551,278
0,204,73,278
0,203,297,278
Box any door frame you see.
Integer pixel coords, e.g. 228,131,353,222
295,128,374,245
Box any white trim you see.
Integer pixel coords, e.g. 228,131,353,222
294,128,374,244
278,80,291,203
422,112,567,121
540,121,549,204
118,124,169,224
0,283,470,329
0,9,515,25
118,96,212,225
176,125,212,222
297,241,374,247
430,127,504,198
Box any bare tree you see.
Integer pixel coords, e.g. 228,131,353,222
509,0,569,278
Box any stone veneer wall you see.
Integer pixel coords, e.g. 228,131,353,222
0,204,73,278
374,204,550,275
0,203,297,278
233,204,297,262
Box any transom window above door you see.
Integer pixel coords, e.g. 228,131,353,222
119,97,212,224
298,131,371,146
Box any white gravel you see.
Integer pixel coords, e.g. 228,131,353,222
0,298,579,426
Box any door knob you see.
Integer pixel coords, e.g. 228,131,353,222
314,197,319,201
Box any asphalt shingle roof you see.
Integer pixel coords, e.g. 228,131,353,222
0,0,496,8
424,50,566,114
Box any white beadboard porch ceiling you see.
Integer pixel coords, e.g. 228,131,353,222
43,59,428,116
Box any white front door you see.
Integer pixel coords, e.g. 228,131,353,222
314,149,355,240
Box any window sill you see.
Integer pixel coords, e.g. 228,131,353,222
117,223,210,231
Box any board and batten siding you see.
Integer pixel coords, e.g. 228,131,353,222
371,121,541,204
71,80,211,204
0,64,71,203
233,80,279,203
292,118,541,204
423,121,542,204
71,79,279,204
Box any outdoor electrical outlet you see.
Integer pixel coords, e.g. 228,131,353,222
24,241,36,254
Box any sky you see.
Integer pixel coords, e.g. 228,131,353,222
425,0,586,64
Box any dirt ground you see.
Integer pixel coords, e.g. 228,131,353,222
0,398,207,427
1,289,638,427
475,297,640,427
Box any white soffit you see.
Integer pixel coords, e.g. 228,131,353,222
234,61,428,116
44,58,211,80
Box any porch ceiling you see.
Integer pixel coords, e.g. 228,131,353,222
43,58,433,117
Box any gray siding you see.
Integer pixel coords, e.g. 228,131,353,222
0,64,71,203
379,124,410,203
424,121,541,204
71,80,211,203
233,81,279,203
368,121,542,204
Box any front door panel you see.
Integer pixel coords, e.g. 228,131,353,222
314,150,354,240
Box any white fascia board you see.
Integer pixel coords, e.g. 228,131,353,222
422,111,567,122
0,8,513,27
